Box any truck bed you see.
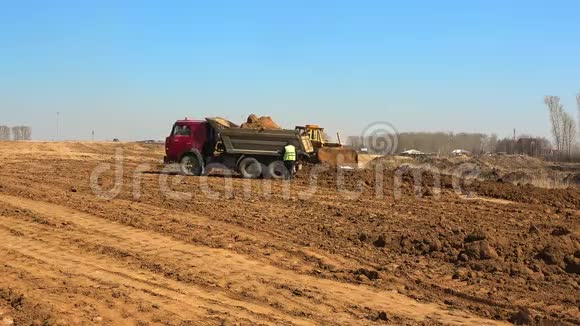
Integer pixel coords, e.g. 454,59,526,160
207,118,311,156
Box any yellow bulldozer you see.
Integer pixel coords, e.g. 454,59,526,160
295,125,358,167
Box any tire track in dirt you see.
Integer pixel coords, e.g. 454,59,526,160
0,225,305,325
0,215,337,323
0,175,358,277
0,194,507,325
0,250,188,325
0,172,336,248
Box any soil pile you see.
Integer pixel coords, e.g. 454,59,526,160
566,173,580,186
467,181,580,208
298,160,580,209
240,114,281,130
367,154,580,190
296,163,446,196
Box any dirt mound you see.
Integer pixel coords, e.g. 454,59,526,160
367,154,580,191
240,114,281,130
301,157,580,208
296,163,377,192
0,288,55,325
367,155,490,179
365,155,414,170
463,240,498,260
509,309,534,325
481,154,547,170
566,173,580,186
467,181,580,208
500,171,530,184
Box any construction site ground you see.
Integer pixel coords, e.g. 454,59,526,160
0,142,578,325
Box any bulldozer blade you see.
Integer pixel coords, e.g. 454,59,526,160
317,147,358,167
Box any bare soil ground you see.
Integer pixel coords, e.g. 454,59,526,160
0,141,578,325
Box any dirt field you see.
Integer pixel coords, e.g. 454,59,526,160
0,142,578,325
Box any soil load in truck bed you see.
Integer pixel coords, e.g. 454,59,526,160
240,114,281,130
206,117,311,156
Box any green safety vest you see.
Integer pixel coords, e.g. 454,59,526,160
283,145,297,161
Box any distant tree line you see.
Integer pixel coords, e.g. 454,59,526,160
347,93,580,160
348,132,556,157
0,125,32,141
0,126,10,140
348,132,498,155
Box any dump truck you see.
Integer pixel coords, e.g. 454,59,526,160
164,118,314,179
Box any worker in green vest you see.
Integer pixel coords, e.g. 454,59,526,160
282,142,297,179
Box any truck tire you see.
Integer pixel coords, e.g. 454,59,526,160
238,157,263,179
180,153,203,176
266,160,288,180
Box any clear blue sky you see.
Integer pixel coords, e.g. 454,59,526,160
1,0,579,141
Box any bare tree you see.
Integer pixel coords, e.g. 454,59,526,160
481,133,498,153
544,96,564,153
0,126,10,140
562,112,576,157
11,126,32,141
21,126,32,140
11,126,20,140
577,94,580,138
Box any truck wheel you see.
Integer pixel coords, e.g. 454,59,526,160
180,154,203,176
266,161,288,180
238,157,263,179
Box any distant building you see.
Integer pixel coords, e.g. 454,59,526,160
452,149,471,156
495,137,551,156
400,149,425,156
516,137,550,156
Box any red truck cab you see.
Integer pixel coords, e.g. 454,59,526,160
164,119,211,164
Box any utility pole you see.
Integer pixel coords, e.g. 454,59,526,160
56,112,60,140
92,130,95,141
